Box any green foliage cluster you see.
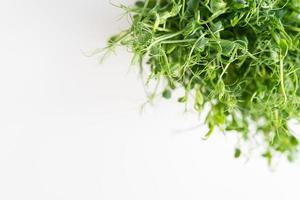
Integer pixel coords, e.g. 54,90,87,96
105,0,300,163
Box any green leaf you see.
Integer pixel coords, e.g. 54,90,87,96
196,37,209,52
204,121,215,139
234,148,241,158
279,39,288,58
135,1,144,8
195,87,204,111
220,40,236,56
162,89,172,99
159,4,182,24
212,21,223,33
210,0,226,13
187,0,199,14
231,0,248,10
178,96,187,103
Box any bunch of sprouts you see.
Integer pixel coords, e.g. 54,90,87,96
104,0,300,163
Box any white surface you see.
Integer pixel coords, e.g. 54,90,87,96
0,1,299,200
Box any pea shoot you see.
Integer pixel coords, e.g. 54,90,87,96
103,0,300,163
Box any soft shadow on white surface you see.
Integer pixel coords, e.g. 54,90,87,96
0,1,299,200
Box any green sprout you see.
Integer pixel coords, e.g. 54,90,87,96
103,0,300,163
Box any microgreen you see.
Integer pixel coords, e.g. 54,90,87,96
103,0,300,163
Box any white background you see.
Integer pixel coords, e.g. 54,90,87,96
0,0,300,199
